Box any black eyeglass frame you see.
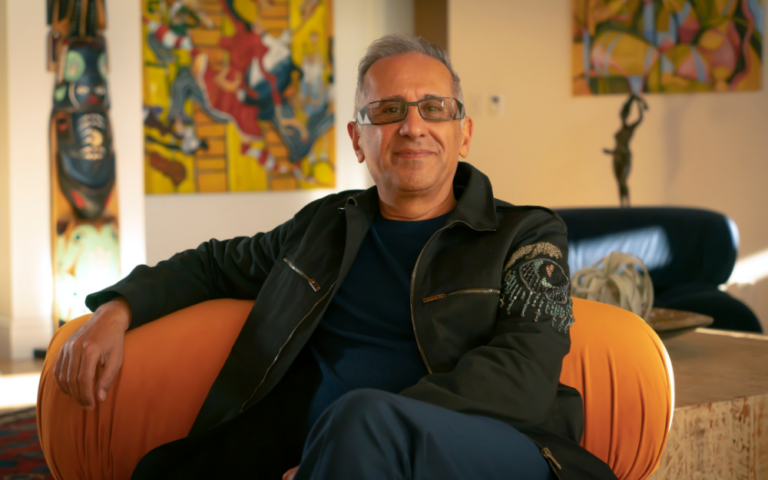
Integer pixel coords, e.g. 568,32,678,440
355,97,466,125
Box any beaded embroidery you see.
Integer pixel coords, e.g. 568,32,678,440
502,242,575,332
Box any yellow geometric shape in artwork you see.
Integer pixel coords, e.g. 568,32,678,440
572,42,585,78
232,0,257,24
145,154,175,195
699,26,726,50
226,123,268,192
143,66,171,111
199,138,227,157
732,44,762,92
592,31,658,77
197,158,227,170
661,0,687,13
198,172,228,192
189,28,222,47
197,124,228,138
312,161,334,186
271,175,299,191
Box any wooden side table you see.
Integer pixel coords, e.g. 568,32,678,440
649,329,768,479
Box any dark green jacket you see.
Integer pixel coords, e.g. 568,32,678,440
86,162,617,480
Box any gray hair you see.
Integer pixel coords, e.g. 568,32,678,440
354,34,464,114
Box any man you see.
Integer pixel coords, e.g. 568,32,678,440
53,35,617,479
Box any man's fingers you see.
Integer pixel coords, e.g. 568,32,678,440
57,343,74,398
52,345,66,395
66,343,84,407
97,349,122,402
76,346,101,409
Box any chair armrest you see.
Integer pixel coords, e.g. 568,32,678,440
563,298,673,480
37,299,253,480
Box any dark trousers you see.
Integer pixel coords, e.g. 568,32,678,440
132,353,552,479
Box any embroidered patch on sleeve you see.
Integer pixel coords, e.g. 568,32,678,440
502,241,575,332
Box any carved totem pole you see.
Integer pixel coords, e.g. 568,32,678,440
47,0,120,328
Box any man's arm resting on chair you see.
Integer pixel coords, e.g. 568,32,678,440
53,295,132,410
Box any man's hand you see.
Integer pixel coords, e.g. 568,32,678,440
52,297,132,409
283,466,299,480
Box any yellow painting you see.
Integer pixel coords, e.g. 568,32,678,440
142,0,335,193
573,0,763,95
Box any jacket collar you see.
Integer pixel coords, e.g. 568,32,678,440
346,161,499,231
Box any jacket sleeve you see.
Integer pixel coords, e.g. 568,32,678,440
400,211,574,432
84,217,294,330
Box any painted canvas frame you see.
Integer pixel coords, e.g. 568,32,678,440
573,0,764,95
142,0,335,193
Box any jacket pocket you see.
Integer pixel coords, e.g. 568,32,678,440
283,257,321,292
422,288,500,304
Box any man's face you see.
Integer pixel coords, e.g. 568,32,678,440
348,53,473,196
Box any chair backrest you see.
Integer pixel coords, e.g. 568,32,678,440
563,298,673,480
556,207,738,291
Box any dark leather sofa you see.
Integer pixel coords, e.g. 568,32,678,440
556,207,762,333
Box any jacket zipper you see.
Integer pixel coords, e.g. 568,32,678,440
283,257,321,292
422,288,500,304
410,220,496,374
541,447,563,478
239,279,337,412
526,435,563,479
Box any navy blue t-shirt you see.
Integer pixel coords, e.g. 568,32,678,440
306,212,449,429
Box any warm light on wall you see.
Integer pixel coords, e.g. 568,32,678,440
728,248,768,285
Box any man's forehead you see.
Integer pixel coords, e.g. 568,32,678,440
362,53,455,102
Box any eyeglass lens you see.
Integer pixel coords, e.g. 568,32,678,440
366,98,459,124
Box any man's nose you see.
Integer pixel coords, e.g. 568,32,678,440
398,105,426,138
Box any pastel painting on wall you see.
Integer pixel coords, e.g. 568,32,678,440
572,0,764,95
142,0,335,194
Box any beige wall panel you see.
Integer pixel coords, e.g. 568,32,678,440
449,0,768,324
0,0,11,322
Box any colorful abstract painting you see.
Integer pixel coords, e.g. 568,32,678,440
573,0,764,95
142,0,335,193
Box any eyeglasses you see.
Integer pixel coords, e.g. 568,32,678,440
356,97,465,125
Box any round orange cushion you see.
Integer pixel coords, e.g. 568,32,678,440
37,298,672,479
565,298,673,479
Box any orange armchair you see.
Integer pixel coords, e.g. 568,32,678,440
37,298,673,480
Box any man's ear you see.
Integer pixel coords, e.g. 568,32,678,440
347,121,365,163
458,116,474,158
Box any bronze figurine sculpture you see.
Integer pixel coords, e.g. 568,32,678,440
604,94,648,207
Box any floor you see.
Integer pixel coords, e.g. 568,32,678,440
0,358,45,376
0,358,45,416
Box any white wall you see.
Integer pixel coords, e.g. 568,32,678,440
4,0,56,358
144,0,414,265
449,0,768,327
0,0,146,359
0,0,11,324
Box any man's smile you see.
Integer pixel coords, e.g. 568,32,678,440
394,148,436,160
